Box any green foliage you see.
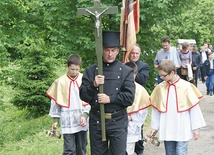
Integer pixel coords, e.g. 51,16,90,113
167,0,214,46
0,92,5,111
10,38,57,117
142,51,158,94
0,83,15,116
146,0,214,48
0,40,9,67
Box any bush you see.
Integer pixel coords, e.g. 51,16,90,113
10,39,57,117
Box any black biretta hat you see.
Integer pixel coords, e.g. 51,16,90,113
102,30,120,47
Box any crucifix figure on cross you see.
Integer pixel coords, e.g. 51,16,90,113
77,0,118,141
85,7,109,37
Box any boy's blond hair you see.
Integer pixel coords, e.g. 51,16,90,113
158,60,176,74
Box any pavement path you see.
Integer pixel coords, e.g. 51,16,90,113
143,81,214,155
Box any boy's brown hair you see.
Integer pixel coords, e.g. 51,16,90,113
158,60,176,74
125,62,138,75
66,54,82,66
182,42,189,51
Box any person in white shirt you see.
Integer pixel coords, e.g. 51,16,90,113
47,54,90,155
154,37,181,83
125,62,150,155
149,60,206,155
200,46,208,83
202,52,214,96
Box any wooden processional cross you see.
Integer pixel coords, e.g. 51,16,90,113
77,0,118,141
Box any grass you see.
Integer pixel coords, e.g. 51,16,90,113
0,84,64,155
1,131,63,155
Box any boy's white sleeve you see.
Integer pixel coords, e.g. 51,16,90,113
131,109,148,127
83,103,91,114
190,104,206,130
49,99,61,118
151,107,160,131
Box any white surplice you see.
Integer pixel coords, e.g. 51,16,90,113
151,84,206,141
49,77,90,134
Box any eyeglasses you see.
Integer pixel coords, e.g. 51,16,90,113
160,73,169,78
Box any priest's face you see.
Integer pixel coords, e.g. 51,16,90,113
103,47,119,63
67,64,80,77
